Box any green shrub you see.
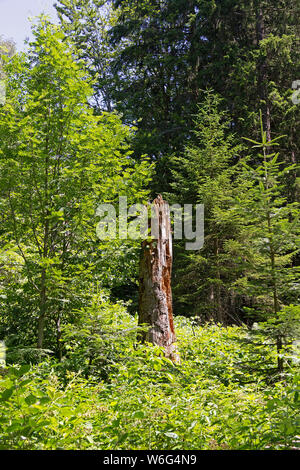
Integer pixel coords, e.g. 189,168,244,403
0,316,299,450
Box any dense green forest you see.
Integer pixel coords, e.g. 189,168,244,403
0,0,299,450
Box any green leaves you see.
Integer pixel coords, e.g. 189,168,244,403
0,318,299,450
1,387,14,401
132,410,145,419
15,365,31,377
0,18,151,353
24,394,38,406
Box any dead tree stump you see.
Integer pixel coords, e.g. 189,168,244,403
138,195,178,362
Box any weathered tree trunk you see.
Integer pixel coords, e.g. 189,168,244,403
138,195,178,362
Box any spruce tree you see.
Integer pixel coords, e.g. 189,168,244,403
227,115,300,372
168,91,243,323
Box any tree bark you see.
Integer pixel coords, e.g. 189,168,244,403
37,268,46,349
138,195,178,362
256,5,271,143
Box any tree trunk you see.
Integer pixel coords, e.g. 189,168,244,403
138,195,179,362
37,268,46,349
256,5,271,143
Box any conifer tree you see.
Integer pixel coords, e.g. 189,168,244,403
227,115,300,372
168,91,243,323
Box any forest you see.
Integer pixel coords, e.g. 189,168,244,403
0,0,299,451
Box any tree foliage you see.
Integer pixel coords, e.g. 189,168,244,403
0,19,151,353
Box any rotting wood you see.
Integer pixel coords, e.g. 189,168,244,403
138,195,179,362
